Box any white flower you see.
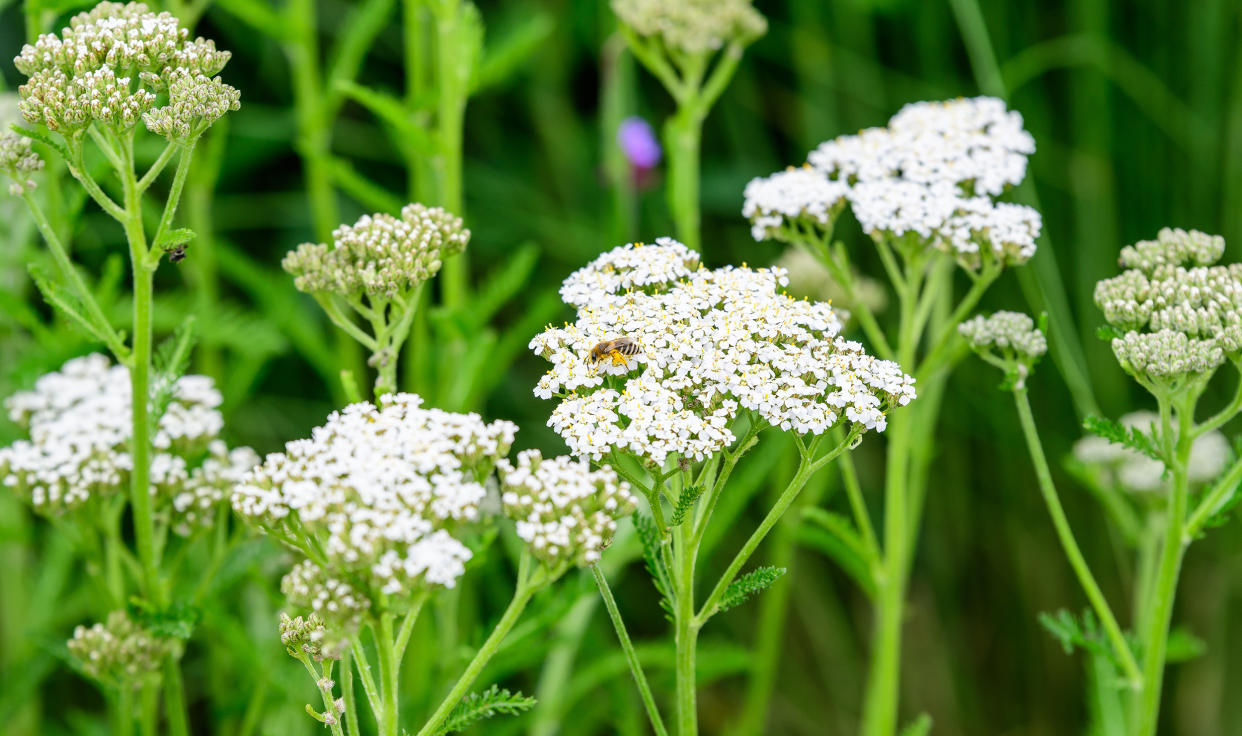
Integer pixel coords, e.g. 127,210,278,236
742,165,849,241
809,96,1034,195
530,240,915,466
0,354,253,529
558,237,700,308
233,394,517,629
498,450,636,567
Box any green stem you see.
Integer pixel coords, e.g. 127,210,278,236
149,143,197,261
433,0,468,307
376,614,399,736
415,556,538,736
342,648,361,736
592,565,669,736
664,106,702,252
696,433,850,625
162,656,190,736
349,636,382,716
1133,398,1193,736
674,519,698,736
1012,389,1142,687
299,657,345,736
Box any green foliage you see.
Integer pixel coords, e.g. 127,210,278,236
1165,627,1206,664
26,264,109,346
797,508,877,597
128,599,200,642
716,566,786,614
899,713,934,736
1039,609,1115,663
1083,415,1163,461
435,685,536,735
150,316,197,422
669,485,704,528
634,513,675,620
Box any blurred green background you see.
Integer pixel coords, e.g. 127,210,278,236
1,0,1241,734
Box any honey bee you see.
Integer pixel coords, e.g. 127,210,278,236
588,336,641,367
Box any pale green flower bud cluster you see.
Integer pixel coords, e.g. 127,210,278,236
1111,330,1224,380
1095,229,1242,380
67,611,174,688
283,204,469,299
0,132,43,195
14,2,236,136
612,0,767,54
142,68,240,141
279,611,333,661
498,450,637,568
1118,227,1225,271
959,311,1047,361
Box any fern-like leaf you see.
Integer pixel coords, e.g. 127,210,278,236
1082,415,1162,461
717,566,786,613
669,485,704,528
634,513,675,621
150,317,197,423
435,685,536,735
1038,609,1112,660
27,264,108,345
898,713,933,736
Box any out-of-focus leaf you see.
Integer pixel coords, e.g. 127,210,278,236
471,12,554,93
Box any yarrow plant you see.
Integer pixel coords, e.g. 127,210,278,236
233,394,635,736
283,204,470,397
2,3,240,732
528,238,914,736
966,228,1242,736
611,0,766,251
742,95,1040,735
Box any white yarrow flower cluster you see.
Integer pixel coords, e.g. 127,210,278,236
531,240,916,465
498,450,637,567
742,165,850,241
232,394,516,636
67,610,174,688
1095,228,1241,381
1074,411,1230,493
0,354,256,531
746,97,1040,271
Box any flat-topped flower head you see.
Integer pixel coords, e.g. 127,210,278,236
809,96,1034,195
68,611,174,688
531,240,915,466
1095,229,1242,380
14,2,237,136
283,204,469,300
232,394,516,633
0,131,43,195
742,165,850,242
498,450,637,567
612,0,766,54
0,354,255,526
559,237,700,308
1074,411,1230,494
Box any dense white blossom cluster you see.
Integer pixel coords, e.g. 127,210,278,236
0,354,256,531
744,97,1040,270
283,204,469,299
498,450,636,567
741,165,849,241
1095,228,1241,381
530,240,916,465
232,394,516,633
611,0,766,54
1074,411,1230,493
14,2,237,139
68,610,173,687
